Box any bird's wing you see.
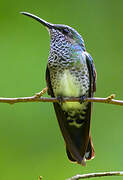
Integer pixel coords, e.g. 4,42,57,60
46,66,54,97
85,52,96,94
83,51,96,160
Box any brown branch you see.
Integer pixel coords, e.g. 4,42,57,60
0,93,123,106
35,87,48,97
67,171,123,180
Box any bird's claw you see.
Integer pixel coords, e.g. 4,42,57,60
57,96,64,105
79,95,87,104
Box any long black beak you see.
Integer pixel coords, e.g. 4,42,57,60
20,12,53,29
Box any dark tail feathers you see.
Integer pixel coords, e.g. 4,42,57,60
66,137,95,162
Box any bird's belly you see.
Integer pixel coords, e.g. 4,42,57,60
55,70,81,97
53,69,89,111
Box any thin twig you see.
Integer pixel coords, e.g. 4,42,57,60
35,87,48,97
67,171,123,180
0,93,123,106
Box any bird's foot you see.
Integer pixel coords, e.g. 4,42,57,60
79,95,87,104
57,96,64,105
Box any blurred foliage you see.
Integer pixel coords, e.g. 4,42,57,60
0,0,123,180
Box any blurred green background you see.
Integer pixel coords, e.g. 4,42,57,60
0,0,123,179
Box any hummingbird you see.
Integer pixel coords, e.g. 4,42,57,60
21,12,96,166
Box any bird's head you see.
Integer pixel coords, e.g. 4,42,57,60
21,12,85,51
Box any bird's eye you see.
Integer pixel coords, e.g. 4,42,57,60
62,28,70,35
